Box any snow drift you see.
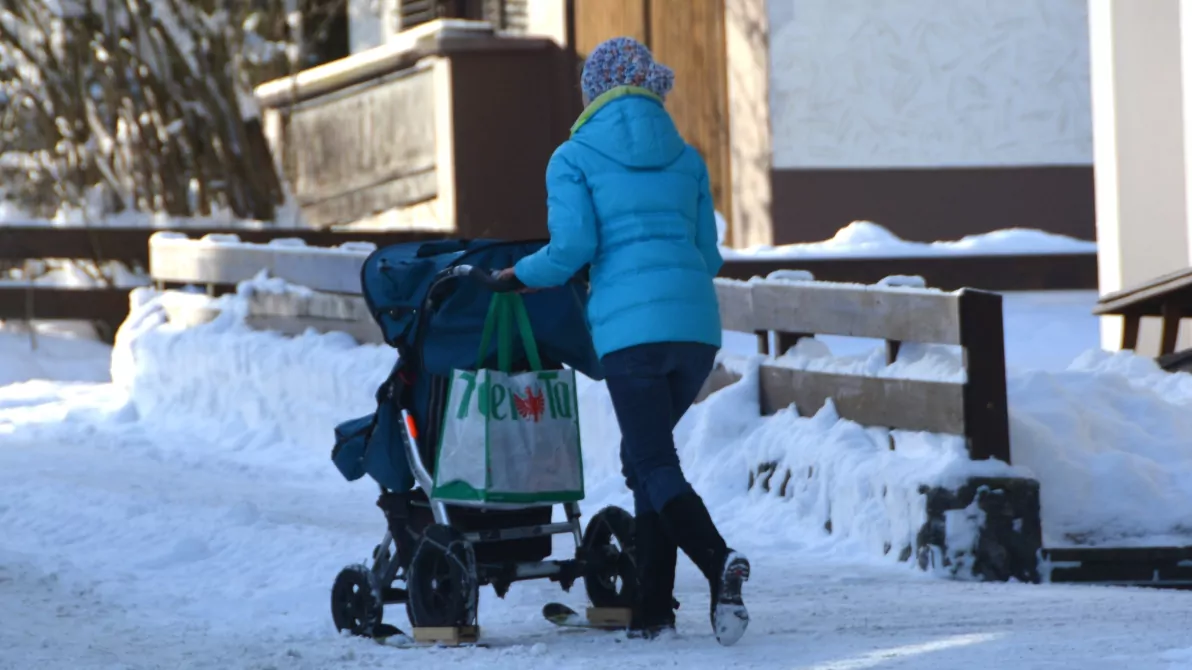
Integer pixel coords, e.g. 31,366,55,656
104,284,1192,559
720,220,1097,260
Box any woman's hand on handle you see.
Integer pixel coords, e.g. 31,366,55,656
496,267,537,294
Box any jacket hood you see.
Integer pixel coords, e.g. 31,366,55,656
569,87,686,169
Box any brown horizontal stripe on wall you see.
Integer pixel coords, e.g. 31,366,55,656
770,165,1096,244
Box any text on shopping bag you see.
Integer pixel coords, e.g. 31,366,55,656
452,370,575,422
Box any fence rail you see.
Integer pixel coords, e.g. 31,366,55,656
1,225,1098,288
2,225,1094,349
702,278,1011,464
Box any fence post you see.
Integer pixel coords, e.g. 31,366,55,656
957,289,1010,463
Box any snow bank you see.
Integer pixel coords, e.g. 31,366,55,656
580,358,1022,564
105,288,1006,567
723,325,1192,546
721,221,1097,260
1010,351,1192,546
109,288,395,478
91,281,1192,563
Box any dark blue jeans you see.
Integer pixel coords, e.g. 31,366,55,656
602,341,718,516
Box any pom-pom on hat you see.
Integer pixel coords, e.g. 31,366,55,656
580,36,675,103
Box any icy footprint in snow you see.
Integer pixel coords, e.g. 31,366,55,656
138,537,214,569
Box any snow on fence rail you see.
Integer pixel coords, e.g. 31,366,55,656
148,234,387,345
149,233,377,295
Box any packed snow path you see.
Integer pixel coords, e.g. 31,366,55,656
3,384,1192,670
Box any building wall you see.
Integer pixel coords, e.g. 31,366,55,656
766,0,1096,244
1091,0,1192,353
726,0,773,248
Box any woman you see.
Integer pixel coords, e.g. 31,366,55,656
497,36,750,646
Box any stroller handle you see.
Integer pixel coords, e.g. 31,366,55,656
436,264,523,293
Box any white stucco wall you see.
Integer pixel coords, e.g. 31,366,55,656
768,0,1093,169
726,0,773,248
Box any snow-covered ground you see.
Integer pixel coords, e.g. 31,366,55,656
2,286,1191,669
0,326,113,387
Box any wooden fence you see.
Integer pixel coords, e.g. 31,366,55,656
0,226,440,339
699,278,1011,464
1094,266,1192,364
141,233,1012,466
0,224,1097,342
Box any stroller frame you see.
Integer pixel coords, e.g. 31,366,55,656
331,263,636,638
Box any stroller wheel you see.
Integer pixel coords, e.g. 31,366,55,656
405,524,478,628
331,564,384,637
580,506,637,609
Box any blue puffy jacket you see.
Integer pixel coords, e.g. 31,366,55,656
513,86,723,359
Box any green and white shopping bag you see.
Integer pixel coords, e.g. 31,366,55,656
431,293,584,505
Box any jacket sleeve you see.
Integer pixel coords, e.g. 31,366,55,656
695,159,724,276
513,149,598,288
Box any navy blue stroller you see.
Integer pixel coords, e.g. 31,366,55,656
329,239,636,638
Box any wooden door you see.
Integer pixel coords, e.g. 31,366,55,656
572,0,732,233
648,0,731,234
574,0,648,57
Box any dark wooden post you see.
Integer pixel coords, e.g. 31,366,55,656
1160,301,1183,355
1121,312,1141,350
957,289,1011,464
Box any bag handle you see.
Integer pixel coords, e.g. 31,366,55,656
476,294,543,372
477,295,503,370
508,293,543,371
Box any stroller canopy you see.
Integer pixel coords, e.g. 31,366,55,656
359,238,604,381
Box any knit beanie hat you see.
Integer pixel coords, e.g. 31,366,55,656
580,37,675,103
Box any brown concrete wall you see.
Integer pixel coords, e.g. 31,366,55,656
771,166,1096,244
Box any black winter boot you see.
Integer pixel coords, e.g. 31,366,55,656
659,491,751,646
628,512,679,639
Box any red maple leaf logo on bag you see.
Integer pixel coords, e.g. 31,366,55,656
513,386,546,422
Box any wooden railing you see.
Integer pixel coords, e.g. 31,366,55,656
701,277,1011,464
0,226,439,338
1094,266,1192,366
1,224,1091,346
141,233,1012,466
